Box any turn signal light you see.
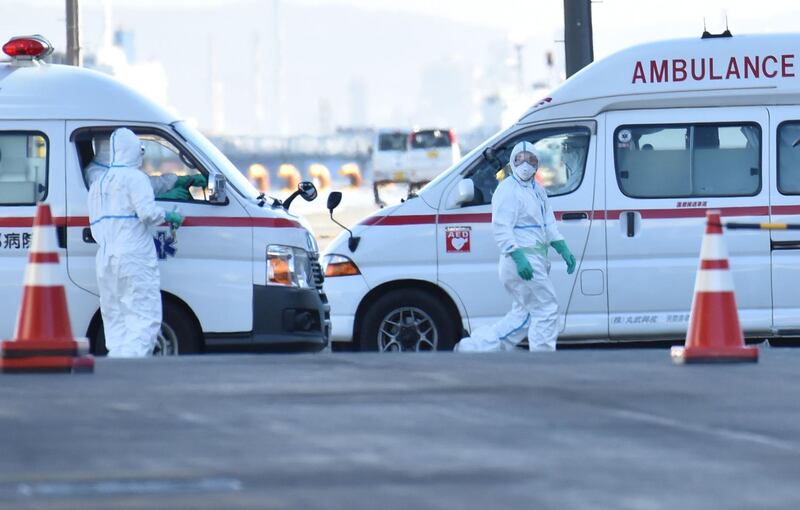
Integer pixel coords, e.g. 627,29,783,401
267,253,292,286
323,254,360,277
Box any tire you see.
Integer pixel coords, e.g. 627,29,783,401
91,299,202,356
358,288,458,352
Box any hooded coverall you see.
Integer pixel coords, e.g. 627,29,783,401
85,136,181,194
87,128,167,357
455,141,571,352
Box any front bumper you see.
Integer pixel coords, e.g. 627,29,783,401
252,284,330,347
322,273,371,342
205,284,330,351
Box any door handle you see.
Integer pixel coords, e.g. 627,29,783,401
562,212,588,221
82,227,96,244
619,211,641,237
56,226,67,249
626,212,635,237
772,240,800,250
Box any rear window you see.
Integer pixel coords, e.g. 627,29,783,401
410,130,451,149
614,123,761,198
0,132,48,205
378,133,407,151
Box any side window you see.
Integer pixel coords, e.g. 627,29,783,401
614,123,761,198
139,134,208,202
461,127,590,207
0,132,47,205
777,122,800,194
76,129,209,202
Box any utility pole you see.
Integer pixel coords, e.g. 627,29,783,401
66,0,81,66
563,0,593,77
514,43,524,92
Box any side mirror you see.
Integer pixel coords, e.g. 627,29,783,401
299,181,318,202
209,173,228,204
283,181,317,210
326,191,360,252
447,178,475,208
457,178,475,204
327,190,342,211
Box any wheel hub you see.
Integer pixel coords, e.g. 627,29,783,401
377,307,438,352
399,323,419,349
153,322,179,356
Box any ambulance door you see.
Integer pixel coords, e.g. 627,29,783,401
0,121,64,338
768,108,800,333
437,122,603,337
65,123,253,334
605,108,771,339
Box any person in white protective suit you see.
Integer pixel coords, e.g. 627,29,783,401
85,135,206,198
455,141,576,352
87,128,184,357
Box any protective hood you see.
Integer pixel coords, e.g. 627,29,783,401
93,136,111,166
109,127,143,169
509,140,538,182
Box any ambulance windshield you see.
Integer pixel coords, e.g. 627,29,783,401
172,122,259,200
418,128,507,195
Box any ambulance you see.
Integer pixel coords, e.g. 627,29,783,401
0,35,329,354
323,32,800,352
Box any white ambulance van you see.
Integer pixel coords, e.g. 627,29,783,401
0,35,329,354
323,32,800,351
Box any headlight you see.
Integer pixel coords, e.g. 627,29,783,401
267,245,313,288
305,232,319,254
322,253,361,277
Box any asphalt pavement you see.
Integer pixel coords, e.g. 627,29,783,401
1,348,799,509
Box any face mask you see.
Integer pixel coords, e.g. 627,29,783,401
514,162,537,181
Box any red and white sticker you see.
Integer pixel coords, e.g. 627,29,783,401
445,226,471,253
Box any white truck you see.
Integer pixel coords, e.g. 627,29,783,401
370,128,461,206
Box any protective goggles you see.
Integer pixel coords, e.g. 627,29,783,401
513,151,538,167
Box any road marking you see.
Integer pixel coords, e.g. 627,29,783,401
611,408,800,454
14,477,242,498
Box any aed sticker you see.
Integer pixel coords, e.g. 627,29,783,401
445,226,471,253
617,129,632,143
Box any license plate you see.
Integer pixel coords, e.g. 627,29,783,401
393,171,407,181
426,150,439,159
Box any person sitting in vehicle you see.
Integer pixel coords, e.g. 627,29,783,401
85,135,206,199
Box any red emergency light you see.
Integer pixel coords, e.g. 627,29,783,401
2,35,53,60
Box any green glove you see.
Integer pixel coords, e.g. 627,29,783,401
157,187,191,201
175,174,207,188
510,249,533,281
164,211,184,228
551,240,576,274
192,174,208,187
175,175,193,188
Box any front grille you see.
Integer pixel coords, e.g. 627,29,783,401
311,260,324,289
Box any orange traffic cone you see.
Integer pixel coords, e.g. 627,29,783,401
0,204,94,373
671,210,758,364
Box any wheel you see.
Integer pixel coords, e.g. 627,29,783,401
159,300,202,355
358,289,458,352
91,299,202,356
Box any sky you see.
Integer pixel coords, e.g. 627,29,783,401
4,0,800,136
